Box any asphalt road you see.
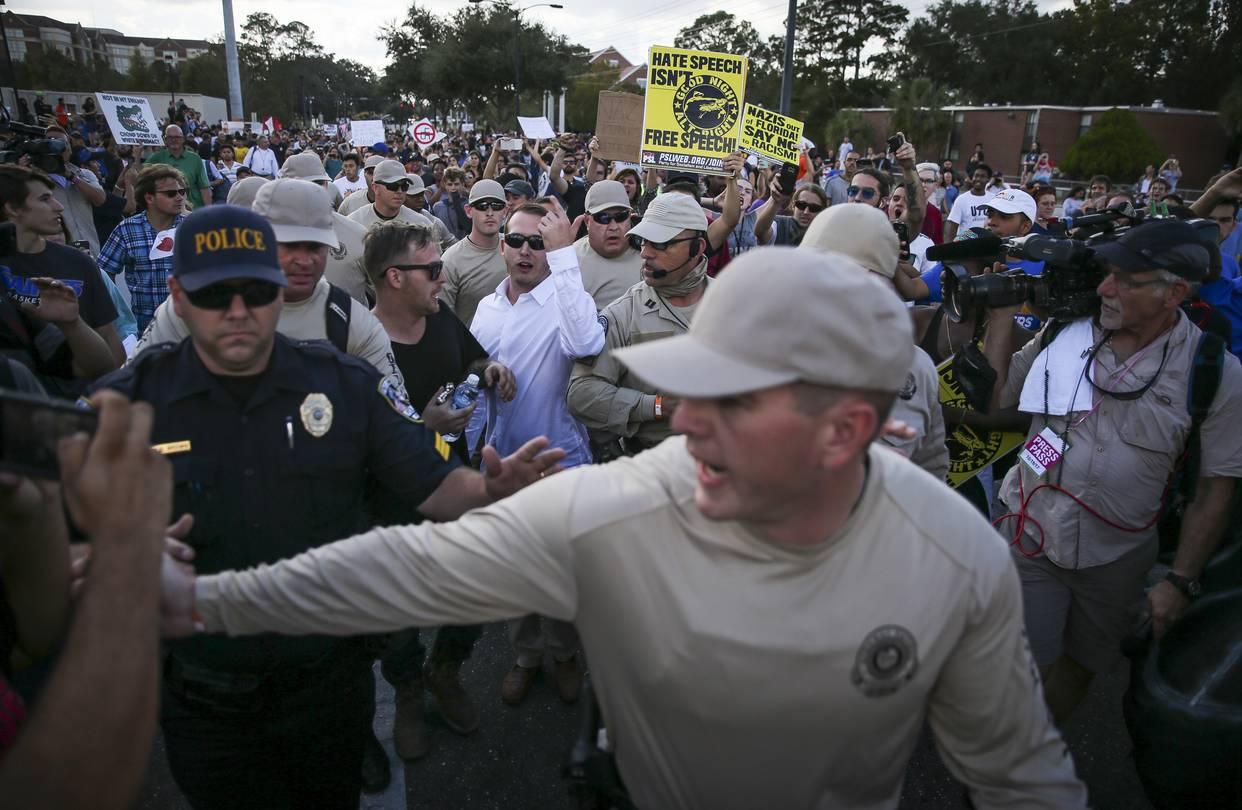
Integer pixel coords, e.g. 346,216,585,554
137,621,1153,810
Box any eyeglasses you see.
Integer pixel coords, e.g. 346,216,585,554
628,234,699,252
156,187,189,198
389,261,444,281
503,232,545,250
847,186,878,201
470,200,506,212
185,280,280,310
793,201,825,213
1107,271,1171,292
379,181,410,192
591,210,632,225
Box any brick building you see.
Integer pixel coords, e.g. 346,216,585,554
852,104,1231,189
2,11,211,74
586,46,647,89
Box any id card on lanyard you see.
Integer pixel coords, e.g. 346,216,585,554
1018,426,1071,477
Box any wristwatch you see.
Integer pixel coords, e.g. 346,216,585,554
1164,571,1202,599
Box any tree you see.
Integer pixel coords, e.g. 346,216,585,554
565,64,641,132
887,78,953,162
674,12,781,109
1060,107,1162,181
822,109,876,154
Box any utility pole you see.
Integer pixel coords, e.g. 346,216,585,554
222,0,245,119
780,0,797,114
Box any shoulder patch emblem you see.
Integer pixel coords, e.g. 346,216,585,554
331,241,347,260
898,372,917,401
597,313,609,338
378,374,421,424
851,625,919,698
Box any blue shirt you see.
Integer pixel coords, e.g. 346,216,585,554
96,211,185,324
1199,277,1242,356
1221,246,1240,283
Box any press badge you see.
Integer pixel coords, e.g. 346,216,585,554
1018,427,1070,477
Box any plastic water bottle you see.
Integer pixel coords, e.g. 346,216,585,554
441,374,481,443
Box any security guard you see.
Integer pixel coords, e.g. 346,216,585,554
93,204,561,810
169,249,1088,808
567,193,711,459
131,178,404,384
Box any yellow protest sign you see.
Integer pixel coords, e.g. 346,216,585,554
641,45,748,177
937,356,1024,488
739,103,803,165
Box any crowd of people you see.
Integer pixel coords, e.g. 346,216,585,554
2,99,1242,810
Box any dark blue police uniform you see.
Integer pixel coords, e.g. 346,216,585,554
92,334,459,809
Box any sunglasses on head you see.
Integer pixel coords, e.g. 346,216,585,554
185,280,280,310
793,200,825,213
591,210,632,225
379,181,410,192
503,232,545,250
389,260,444,281
471,200,506,212
628,234,699,252
156,187,189,198
847,186,878,201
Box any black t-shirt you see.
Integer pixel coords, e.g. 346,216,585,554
560,178,588,221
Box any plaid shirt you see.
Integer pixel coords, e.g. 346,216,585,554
96,211,184,321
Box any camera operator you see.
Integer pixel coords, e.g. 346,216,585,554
0,165,124,394
39,125,106,256
981,218,1242,726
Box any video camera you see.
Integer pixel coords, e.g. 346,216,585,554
0,119,67,176
930,204,1219,324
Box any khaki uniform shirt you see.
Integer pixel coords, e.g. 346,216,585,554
326,212,370,305
346,202,455,253
573,237,643,311
567,272,703,447
198,439,1086,809
131,277,402,384
884,347,950,481
336,189,371,217
439,236,507,328
999,312,1242,568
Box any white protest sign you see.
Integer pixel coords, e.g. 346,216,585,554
322,124,336,137
409,118,438,147
223,120,247,135
461,122,475,132
350,119,386,147
95,93,162,146
517,116,556,140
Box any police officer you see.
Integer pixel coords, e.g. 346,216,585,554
166,248,1088,808
96,204,561,810
132,179,404,384
567,192,710,458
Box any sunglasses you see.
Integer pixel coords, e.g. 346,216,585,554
847,186,878,201
503,232,545,250
471,200,506,212
379,181,410,192
628,234,699,252
591,210,632,225
156,188,188,198
793,201,825,213
389,261,444,281
185,280,280,310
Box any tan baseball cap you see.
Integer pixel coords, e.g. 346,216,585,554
405,172,426,194
585,180,632,214
373,160,409,186
629,193,706,243
226,176,269,209
278,152,331,183
800,204,899,279
468,179,505,205
251,178,339,249
364,154,386,170
615,248,913,396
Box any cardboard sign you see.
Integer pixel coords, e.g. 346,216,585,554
640,46,747,177
350,119,385,148
409,118,438,146
594,91,644,163
95,92,162,146
517,116,556,140
937,356,1024,488
739,103,803,165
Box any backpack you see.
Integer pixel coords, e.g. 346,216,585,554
324,284,352,354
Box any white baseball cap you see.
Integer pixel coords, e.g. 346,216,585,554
984,188,1037,222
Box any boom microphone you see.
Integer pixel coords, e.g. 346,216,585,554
925,229,1003,262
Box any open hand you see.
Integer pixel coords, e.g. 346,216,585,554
21,277,80,326
480,436,566,501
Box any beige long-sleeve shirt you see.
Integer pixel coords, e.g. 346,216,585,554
196,438,1086,810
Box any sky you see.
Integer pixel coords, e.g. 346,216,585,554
25,0,1071,76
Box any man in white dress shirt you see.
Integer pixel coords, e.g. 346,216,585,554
468,198,604,707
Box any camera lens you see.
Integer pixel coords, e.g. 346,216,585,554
942,265,1031,322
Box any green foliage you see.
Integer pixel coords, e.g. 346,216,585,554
1220,78,1242,137
564,64,642,132
13,47,127,93
887,78,953,161
1060,108,1163,181
822,109,876,153
674,12,782,110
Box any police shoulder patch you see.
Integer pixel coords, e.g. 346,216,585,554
597,313,610,338
378,374,421,424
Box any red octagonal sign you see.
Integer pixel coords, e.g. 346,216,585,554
413,121,437,146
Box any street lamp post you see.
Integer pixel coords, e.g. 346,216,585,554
468,0,563,126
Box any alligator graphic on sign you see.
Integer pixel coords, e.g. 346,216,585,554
116,105,150,134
